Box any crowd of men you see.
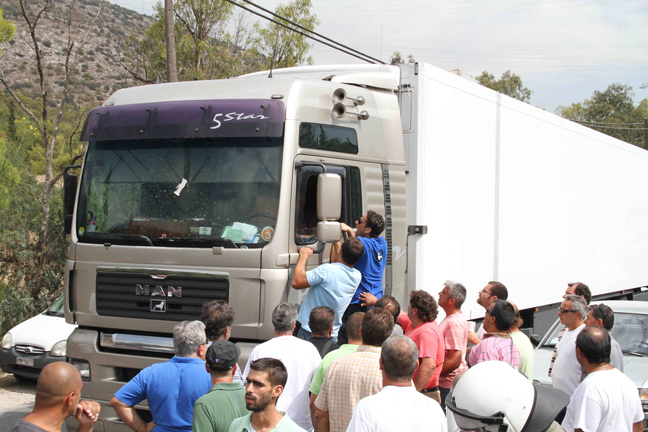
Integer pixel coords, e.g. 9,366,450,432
12,211,645,432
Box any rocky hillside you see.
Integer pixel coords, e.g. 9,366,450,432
0,0,154,106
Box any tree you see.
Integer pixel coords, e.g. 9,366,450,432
252,0,319,71
476,70,532,103
557,84,648,148
121,0,260,82
0,9,14,54
389,51,415,65
0,9,16,209
0,0,90,308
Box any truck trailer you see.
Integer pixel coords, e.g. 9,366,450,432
64,62,648,431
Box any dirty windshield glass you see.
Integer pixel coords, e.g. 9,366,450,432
76,136,282,248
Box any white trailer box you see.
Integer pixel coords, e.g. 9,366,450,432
402,62,648,321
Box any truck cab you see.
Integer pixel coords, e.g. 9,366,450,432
65,65,407,431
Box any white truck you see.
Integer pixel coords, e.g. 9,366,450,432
63,62,648,431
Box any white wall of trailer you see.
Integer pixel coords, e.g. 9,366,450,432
404,63,648,320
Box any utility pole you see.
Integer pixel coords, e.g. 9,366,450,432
165,0,178,82
644,119,648,149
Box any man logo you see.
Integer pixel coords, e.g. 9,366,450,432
150,299,167,313
376,250,384,262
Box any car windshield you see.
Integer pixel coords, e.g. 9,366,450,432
611,312,648,356
542,312,648,356
76,136,283,248
45,296,65,317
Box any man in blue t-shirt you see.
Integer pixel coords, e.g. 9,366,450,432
110,320,212,432
292,237,364,341
334,210,388,344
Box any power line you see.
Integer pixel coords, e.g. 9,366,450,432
237,0,384,65
575,121,646,126
573,121,647,130
223,0,384,65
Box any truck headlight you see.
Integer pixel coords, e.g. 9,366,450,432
69,359,91,381
1,333,11,350
51,340,67,357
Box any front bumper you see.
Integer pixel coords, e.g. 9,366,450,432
0,347,65,379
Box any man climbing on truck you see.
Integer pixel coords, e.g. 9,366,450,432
332,211,388,345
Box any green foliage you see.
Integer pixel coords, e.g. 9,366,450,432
389,51,415,65
0,8,15,57
477,70,532,103
0,94,71,334
0,136,20,210
557,84,648,148
252,0,319,70
0,175,66,334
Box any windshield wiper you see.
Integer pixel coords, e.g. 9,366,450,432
45,310,65,317
85,232,154,246
622,349,645,357
156,237,238,249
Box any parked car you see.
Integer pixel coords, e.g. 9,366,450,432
532,300,648,429
0,296,77,380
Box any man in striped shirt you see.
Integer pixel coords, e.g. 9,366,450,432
314,308,394,432
468,299,520,368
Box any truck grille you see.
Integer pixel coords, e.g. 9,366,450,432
96,269,228,321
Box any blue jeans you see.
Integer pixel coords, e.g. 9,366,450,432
297,326,312,341
440,387,451,410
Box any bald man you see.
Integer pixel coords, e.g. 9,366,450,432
12,362,100,432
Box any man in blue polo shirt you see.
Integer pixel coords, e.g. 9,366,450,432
110,320,212,432
335,210,388,345
292,237,364,341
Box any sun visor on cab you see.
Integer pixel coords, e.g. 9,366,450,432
80,99,285,141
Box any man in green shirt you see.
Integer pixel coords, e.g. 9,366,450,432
193,341,249,432
229,358,305,432
308,312,364,425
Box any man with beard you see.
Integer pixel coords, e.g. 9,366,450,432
229,358,305,432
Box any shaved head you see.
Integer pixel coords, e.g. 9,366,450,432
36,362,82,412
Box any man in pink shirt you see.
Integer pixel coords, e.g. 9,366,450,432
437,280,469,409
398,290,445,404
468,299,520,368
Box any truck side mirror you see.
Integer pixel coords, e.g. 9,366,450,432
316,173,342,220
316,173,342,243
63,165,81,237
317,221,341,243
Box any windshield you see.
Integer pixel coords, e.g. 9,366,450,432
611,312,648,355
542,312,648,356
76,136,283,248
46,296,65,317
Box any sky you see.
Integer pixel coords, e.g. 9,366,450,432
107,0,648,112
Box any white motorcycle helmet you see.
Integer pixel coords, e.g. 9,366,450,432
446,361,569,432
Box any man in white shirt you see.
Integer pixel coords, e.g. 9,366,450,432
551,295,587,397
244,303,321,431
346,335,446,432
562,327,643,432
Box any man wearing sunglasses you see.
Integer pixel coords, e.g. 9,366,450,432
332,210,388,345
551,295,587,397
548,282,592,378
